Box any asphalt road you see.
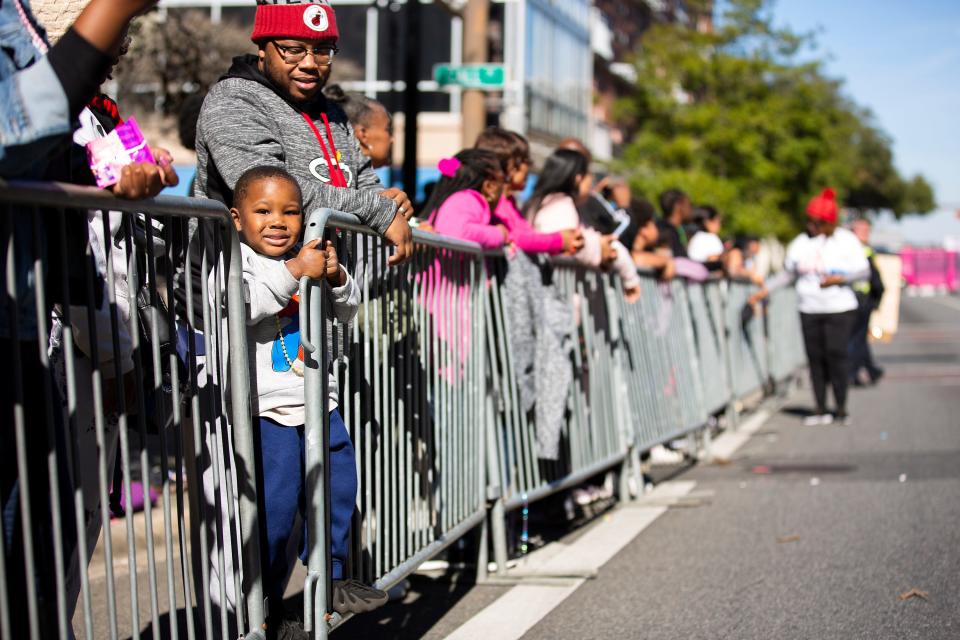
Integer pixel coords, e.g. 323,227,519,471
519,296,960,640
79,297,960,639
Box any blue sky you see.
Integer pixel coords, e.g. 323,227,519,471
773,0,960,211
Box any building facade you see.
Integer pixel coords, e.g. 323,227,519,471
155,0,708,181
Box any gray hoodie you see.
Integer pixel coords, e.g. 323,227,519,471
194,55,397,232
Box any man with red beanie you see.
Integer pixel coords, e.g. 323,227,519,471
194,0,412,247
190,2,397,637
783,188,870,426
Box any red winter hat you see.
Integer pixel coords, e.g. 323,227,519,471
806,187,838,223
251,1,339,44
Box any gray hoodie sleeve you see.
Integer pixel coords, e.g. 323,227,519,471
199,85,399,234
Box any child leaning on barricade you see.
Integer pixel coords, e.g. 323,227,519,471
226,166,387,637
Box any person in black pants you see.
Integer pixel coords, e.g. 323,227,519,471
848,218,885,385
783,188,870,426
801,309,858,421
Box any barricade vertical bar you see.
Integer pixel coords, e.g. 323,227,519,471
180,219,215,640
161,220,197,640
79,213,120,640
122,215,162,638
197,226,231,640
61,214,96,640
302,208,331,638
4,213,42,640
95,212,140,640
223,215,266,636
143,213,181,640
30,213,70,640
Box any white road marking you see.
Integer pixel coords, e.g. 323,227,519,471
445,481,697,640
445,404,779,640
708,409,772,461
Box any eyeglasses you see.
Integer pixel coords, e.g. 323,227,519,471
272,42,339,66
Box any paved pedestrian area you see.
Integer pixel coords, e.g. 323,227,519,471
341,296,960,640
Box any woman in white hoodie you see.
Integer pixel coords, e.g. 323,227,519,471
783,188,869,426
526,149,641,303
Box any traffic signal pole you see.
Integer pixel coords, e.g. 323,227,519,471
462,0,490,147
402,0,421,199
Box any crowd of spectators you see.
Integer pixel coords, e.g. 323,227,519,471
0,1,886,638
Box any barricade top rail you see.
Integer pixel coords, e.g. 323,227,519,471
0,179,233,221
327,209,503,256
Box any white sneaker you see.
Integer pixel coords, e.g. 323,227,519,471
803,414,831,426
648,444,685,465
572,487,593,506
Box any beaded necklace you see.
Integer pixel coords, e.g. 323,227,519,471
275,316,304,377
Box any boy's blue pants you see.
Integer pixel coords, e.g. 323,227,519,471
259,410,356,606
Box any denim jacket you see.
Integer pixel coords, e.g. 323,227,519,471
0,0,71,176
0,0,73,340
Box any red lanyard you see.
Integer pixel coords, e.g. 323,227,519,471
301,112,348,188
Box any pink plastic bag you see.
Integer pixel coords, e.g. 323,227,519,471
85,116,155,188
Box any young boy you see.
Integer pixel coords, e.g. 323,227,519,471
230,166,387,636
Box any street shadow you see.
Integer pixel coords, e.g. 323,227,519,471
780,405,815,418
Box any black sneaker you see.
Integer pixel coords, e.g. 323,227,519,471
265,618,308,640
332,579,389,615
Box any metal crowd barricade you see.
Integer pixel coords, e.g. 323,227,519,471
724,279,769,401
0,181,265,640
0,182,811,639
300,211,490,634
481,258,633,576
685,278,733,416
764,285,806,384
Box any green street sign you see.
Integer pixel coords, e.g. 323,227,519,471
434,64,506,90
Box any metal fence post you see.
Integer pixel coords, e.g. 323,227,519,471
223,224,267,639
300,208,334,638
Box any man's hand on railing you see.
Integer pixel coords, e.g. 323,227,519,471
380,187,415,265
623,283,641,304
111,148,178,200
383,212,414,266
381,187,414,222
561,228,584,255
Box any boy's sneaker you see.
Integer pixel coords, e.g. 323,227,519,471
266,618,308,640
648,444,685,465
332,579,388,615
836,412,853,427
803,414,831,427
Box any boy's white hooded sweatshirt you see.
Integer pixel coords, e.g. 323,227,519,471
217,243,360,426
784,227,869,315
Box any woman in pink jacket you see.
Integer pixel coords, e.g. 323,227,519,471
421,149,507,378
475,127,584,256
425,149,508,248
525,149,642,303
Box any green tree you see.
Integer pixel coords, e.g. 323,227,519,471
614,0,935,238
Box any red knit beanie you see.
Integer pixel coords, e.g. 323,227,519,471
806,187,838,223
251,1,339,44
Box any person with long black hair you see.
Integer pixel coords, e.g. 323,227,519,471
526,149,641,302
423,148,508,247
